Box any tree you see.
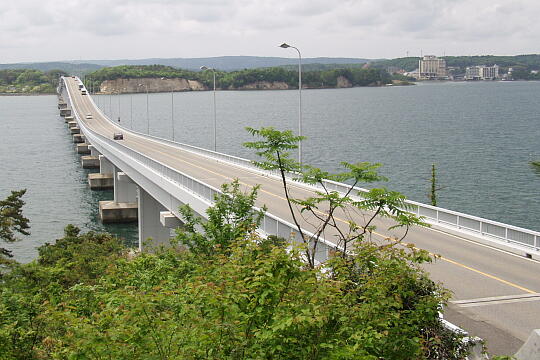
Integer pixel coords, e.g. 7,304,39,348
428,164,445,206
0,190,30,263
244,127,427,268
176,179,265,256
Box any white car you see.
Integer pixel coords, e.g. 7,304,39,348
85,113,92,119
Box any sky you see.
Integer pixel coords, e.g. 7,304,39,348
1,0,539,63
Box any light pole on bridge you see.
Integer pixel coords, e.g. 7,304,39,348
279,42,303,164
138,83,150,134
161,77,176,142
200,66,217,152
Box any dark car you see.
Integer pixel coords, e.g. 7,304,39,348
113,133,124,140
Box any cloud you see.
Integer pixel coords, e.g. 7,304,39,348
0,0,539,62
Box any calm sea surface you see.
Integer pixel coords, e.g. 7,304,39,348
2,81,539,262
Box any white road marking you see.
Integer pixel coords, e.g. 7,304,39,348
451,293,540,308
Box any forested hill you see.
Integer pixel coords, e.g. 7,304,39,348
0,69,67,94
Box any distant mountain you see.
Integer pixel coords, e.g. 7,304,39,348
70,56,374,71
0,62,102,75
0,56,374,74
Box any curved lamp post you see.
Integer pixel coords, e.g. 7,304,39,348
138,83,150,134
279,42,303,164
200,66,217,152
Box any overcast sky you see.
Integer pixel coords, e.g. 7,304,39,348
1,0,538,63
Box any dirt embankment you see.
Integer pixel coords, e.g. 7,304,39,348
99,78,206,94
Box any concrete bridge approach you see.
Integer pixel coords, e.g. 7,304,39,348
59,76,540,357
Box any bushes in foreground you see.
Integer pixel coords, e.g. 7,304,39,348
0,181,469,359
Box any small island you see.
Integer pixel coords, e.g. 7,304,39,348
0,69,67,94
84,65,401,94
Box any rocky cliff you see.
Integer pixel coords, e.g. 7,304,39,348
99,78,206,94
233,81,290,90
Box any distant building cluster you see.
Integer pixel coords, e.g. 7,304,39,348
403,55,503,81
464,65,500,80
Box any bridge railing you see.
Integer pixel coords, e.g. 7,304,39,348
320,178,540,251
84,80,539,253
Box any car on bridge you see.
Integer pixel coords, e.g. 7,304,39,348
86,113,92,119
113,133,124,140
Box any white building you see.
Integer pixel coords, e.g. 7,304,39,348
465,65,500,80
418,55,447,80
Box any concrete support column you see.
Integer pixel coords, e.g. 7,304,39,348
88,145,101,156
114,169,137,203
138,187,171,251
99,155,114,175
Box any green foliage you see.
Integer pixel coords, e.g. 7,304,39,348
0,190,30,264
0,225,124,359
244,127,428,267
85,64,201,90
244,126,304,173
0,69,64,94
0,196,464,359
176,179,265,256
0,190,30,244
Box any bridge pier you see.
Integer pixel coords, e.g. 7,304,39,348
88,155,114,190
81,155,99,168
76,143,91,155
81,145,100,168
73,134,85,143
138,187,173,251
99,169,138,223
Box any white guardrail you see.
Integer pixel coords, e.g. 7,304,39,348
65,78,540,253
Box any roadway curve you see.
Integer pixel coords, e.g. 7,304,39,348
65,77,540,355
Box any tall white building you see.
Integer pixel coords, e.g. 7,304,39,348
418,55,448,80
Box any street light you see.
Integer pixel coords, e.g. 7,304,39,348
200,66,217,152
161,77,175,141
138,83,149,134
130,91,133,129
117,90,121,123
279,42,303,164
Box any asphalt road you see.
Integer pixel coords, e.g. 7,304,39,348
65,78,540,355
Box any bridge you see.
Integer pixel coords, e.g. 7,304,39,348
58,76,540,356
